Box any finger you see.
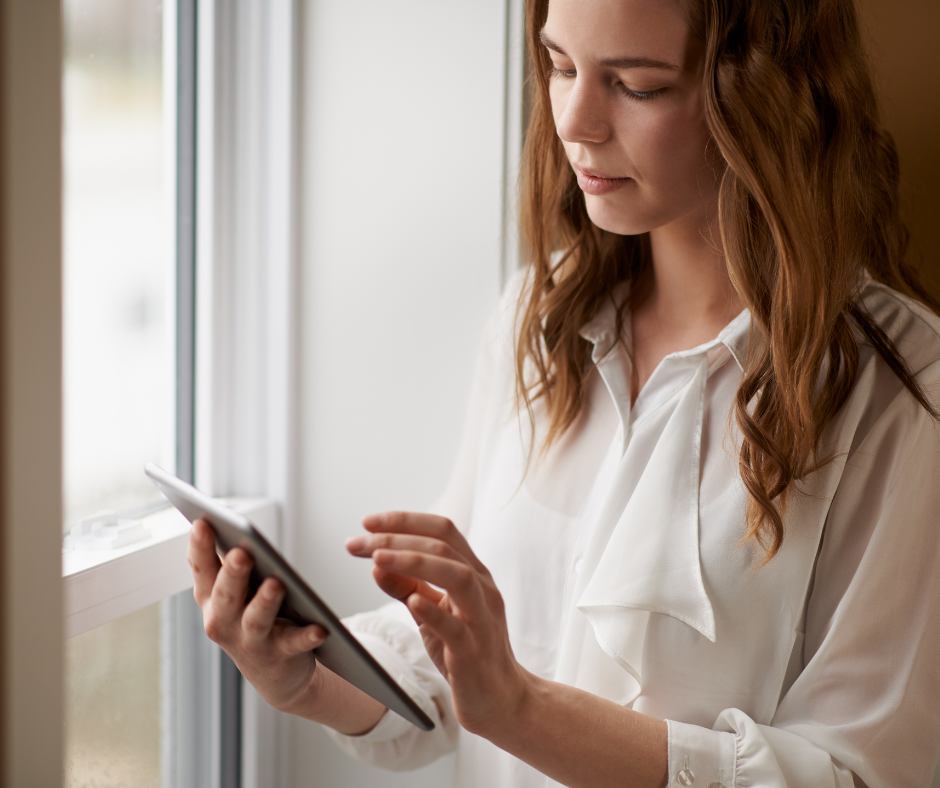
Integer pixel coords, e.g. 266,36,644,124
407,592,467,650
362,512,489,574
241,577,285,644
373,549,483,613
188,519,222,607
273,621,329,657
347,532,466,565
209,547,253,625
372,565,445,605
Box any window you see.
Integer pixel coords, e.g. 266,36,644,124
60,1,300,786
61,2,209,785
62,0,175,532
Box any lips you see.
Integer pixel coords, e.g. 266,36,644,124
575,166,633,196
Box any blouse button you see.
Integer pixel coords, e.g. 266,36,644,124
677,769,695,785
707,768,725,787
574,558,585,573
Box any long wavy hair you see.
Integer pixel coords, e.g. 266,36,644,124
517,0,940,561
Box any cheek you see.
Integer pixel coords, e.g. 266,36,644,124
548,81,568,129
624,99,712,193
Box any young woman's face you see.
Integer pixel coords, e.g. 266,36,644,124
543,0,718,237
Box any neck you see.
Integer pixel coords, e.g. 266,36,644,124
640,208,743,330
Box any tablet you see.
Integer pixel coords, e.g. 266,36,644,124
145,462,435,732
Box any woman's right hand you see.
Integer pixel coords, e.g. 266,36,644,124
187,519,388,733
187,519,328,716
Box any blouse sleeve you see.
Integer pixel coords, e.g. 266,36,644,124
324,277,521,770
323,601,460,770
666,358,940,788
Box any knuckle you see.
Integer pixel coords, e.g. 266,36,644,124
203,614,223,642
455,565,474,591
429,541,449,558
372,533,392,548
215,589,236,608
386,511,407,529
437,518,456,537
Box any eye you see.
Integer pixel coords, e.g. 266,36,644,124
619,85,665,101
549,66,577,79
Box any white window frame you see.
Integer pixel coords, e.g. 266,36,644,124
500,0,526,285
60,1,299,786
62,499,279,640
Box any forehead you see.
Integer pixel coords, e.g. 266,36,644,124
543,0,693,70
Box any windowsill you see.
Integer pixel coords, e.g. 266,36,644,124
63,497,278,639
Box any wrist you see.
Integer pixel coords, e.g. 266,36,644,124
296,661,387,735
269,654,322,718
477,666,543,748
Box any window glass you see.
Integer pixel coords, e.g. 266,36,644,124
64,601,163,787
62,0,174,531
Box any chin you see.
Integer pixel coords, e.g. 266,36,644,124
583,195,655,237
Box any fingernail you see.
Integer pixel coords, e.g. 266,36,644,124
345,535,366,552
230,550,247,568
311,626,327,641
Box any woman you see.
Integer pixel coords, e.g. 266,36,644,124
187,0,940,785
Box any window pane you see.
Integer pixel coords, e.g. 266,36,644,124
64,602,163,787
62,0,174,530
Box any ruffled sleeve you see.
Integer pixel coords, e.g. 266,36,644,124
324,602,460,770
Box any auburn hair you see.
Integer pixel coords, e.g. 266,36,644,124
516,0,940,561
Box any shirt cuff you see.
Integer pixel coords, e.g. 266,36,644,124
667,719,738,787
332,632,436,744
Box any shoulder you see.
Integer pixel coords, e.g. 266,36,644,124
857,277,940,379
837,278,940,465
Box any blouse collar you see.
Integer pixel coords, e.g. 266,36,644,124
578,288,752,374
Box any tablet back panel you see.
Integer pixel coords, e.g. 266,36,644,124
145,463,434,731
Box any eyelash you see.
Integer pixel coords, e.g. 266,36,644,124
547,66,664,101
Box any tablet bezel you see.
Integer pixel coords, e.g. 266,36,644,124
145,462,435,732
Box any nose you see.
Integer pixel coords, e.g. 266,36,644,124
553,76,610,145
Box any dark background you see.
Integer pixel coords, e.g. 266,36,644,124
858,0,940,299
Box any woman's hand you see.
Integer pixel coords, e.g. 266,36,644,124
346,511,533,738
187,520,389,733
187,519,328,716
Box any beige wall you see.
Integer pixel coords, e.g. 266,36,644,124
0,1,64,785
857,0,940,298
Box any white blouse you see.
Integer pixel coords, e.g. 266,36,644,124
327,273,940,788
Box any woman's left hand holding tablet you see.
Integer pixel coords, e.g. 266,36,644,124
346,512,532,738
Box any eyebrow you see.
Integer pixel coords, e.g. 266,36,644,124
539,30,681,71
